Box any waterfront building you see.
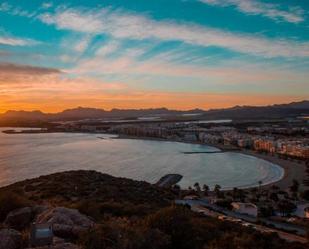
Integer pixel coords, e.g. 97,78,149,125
253,138,276,153
231,202,258,217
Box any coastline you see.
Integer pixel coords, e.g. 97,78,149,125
114,134,307,191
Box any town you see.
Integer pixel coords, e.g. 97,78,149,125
55,118,309,160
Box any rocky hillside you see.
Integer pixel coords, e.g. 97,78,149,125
1,170,176,218
0,171,308,249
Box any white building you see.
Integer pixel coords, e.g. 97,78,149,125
231,202,258,217
292,203,309,218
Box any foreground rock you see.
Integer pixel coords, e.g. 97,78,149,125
30,243,78,249
5,207,33,230
0,229,22,249
27,237,79,249
4,206,49,230
36,207,94,238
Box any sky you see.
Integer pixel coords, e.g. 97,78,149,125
0,0,308,113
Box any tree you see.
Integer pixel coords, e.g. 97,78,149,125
193,182,201,193
258,180,263,190
271,185,280,192
202,184,210,196
214,184,223,198
259,205,274,217
232,188,245,201
277,200,296,217
301,189,309,201
269,192,279,202
289,179,299,200
232,187,238,200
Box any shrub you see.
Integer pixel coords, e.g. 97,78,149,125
74,200,102,221
215,199,233,210
0,191,31,221
79,219,170,249
300,190,309,201
144,206,195,249
99,201,151,217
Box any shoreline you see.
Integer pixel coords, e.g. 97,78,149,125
239,149,306,191
114,134,307,191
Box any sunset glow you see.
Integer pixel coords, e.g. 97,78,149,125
0,0,308,112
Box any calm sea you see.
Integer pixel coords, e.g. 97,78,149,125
0,128,284,189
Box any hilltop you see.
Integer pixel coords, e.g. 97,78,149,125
0,170,176,218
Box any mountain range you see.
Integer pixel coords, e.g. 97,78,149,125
0,100,308,124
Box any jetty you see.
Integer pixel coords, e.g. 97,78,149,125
182,151,224,154
156,174,183,188
182,147,239,154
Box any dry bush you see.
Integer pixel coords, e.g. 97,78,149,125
0,191,31,221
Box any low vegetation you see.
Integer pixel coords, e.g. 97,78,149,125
0,170,176,221
0,170,308,249
79,206,307,249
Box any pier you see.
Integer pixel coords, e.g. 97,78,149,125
156,174,183,188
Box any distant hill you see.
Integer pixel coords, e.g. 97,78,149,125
0,106,201,123
202,100,309,120
0,100,308,125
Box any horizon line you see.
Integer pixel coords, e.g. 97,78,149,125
1,99,308,115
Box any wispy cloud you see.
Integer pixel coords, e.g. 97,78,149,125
72,35,92,53
0,2,37,18
199,0,305,23
38,7,309,58
0,36,38,46
41,2,53,10
0,62,127,97
0,2,10,12
0,63,62,75
68,39,308,89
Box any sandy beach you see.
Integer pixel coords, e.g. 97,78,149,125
239,149,307,191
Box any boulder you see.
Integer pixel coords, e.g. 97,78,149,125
5,207,33,230
27,239,79,249
36,207,94,238
0,229,22,249
47,236,80,249
38,242,79,249
27,237,79,249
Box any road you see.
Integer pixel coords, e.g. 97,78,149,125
175,199,307,244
